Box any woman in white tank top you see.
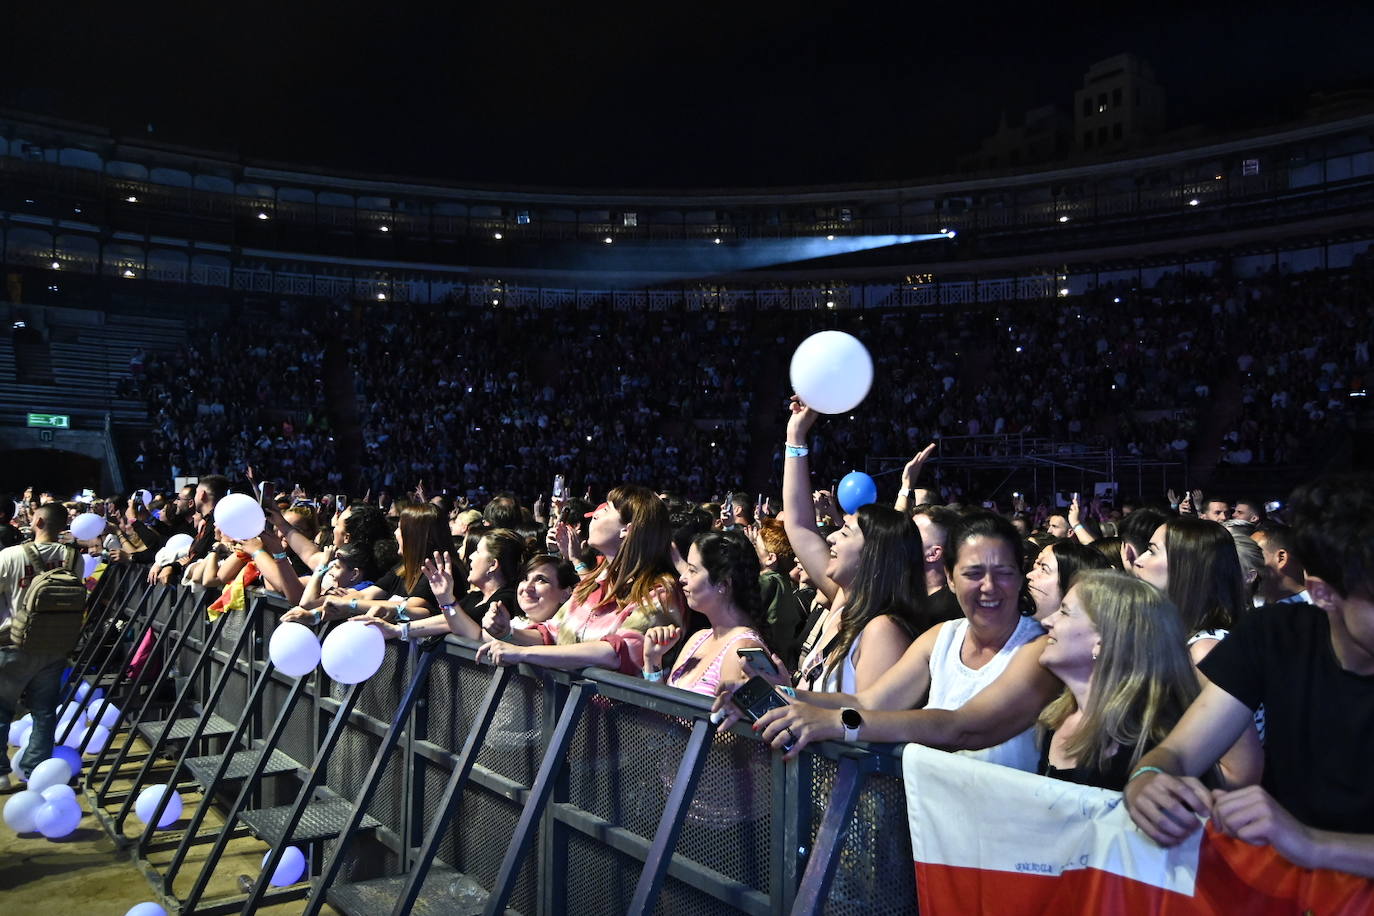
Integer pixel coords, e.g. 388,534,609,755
738,513,1064,771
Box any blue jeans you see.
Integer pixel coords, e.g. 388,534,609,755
0,647,67,777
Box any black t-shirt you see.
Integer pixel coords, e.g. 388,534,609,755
1199,603,1374,833
1038,730,1137,792
374,567,438,609
459,585,519,624
926,586,963,624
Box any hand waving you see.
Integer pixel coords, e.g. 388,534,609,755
422,550,457,605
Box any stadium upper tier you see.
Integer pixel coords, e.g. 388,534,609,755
2,108,1373,295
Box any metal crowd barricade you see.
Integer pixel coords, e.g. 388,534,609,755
78,583,920,916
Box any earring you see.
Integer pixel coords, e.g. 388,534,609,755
1091,647,1100,661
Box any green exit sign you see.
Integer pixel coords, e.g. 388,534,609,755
27,413,70,429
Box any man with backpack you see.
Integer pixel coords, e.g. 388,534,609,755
0,504,87,790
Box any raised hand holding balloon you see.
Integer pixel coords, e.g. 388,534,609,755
789,330,873,415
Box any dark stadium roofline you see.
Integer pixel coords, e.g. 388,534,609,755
5,107,1374,206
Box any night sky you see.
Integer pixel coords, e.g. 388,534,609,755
7,3,1374,188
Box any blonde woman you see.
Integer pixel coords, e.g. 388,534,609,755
1037,570,1202,789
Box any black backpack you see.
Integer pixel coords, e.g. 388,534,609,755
6,543,87,657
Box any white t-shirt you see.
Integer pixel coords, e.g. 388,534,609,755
0,541,74,629
925,614,1044,772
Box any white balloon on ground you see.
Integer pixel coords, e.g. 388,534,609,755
214,493,266,541
321,621,386,685
269,622,323,677
164,533,194,555
70,513,107,541
7,718,30,748
788,330,874,414
133,784,182,828
125,904,168,916
83,724,112,755
34,798,82,838
26,758,73,793
4,790,46,833
262,845,307,886
40,784,77,805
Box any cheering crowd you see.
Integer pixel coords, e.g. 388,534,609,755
3,386,1372,881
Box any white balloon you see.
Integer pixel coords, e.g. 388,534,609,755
70,513,107,541
125,904,168,916
164,533,194,555
3,790,46,833
26,758,73,794
82,554,100,578
133,784,182,828
34,798,83,838
321,622,386,685
7,718,30,748
83,724,112,755
40,784,77,805
269,622,323,678
262,845,307,886
94,702,123,730
72,681,91,701
788,330,874,415
214,493,266,541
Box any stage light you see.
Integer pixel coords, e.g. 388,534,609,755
493,232,503,239
604,237,613,244
73,207,81,214
714,238,722,244
1058,215,1070,223
123,269,136,278
1058,288,1070,297
826,301,835,308
126,196,138,203
1113,297,1121,303
1188,199,1199,207
1015,346,1023,353
492,298,499,305
1215,175,1223,180
257,211,270,220
376,292,387,300
380,225,389,232
826,234,835,240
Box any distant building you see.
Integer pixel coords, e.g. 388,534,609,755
1073,53,1166,156
960,104,1072,173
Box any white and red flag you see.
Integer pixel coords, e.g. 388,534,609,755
903,744,1374,914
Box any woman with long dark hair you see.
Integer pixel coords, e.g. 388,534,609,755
1130,516,1249,662
1026,539,1112,621
312,502,452,621
642,529,769,697
780,397,927,693
475,484,685,673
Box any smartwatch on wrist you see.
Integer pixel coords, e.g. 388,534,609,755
840,707,864,742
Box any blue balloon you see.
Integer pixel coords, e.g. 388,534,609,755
49,744,83,778
837,471,879,514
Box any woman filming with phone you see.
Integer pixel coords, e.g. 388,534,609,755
640,529,769,697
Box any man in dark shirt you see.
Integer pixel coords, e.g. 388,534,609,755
1124,473,1374,878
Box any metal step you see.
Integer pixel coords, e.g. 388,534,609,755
135,714,235,744
327,865,521,916
239,798,381,846
184,747,301,787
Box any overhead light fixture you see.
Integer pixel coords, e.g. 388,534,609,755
714,238,722,244
493,231,503,239
376,292,387,300
380,225,390,232
257,211,270,220
125,195,138,203
50,261,60,270
1188,198,1199,207
122,269,136,278
1058,287,1070,297
1058,215,1070,223
604,237,613,244
826,234,835,240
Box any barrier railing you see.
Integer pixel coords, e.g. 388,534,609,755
68,572,919,915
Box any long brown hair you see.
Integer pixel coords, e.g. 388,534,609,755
1163,517,1248,636
398,503,455,593
573,484,679,612
1039,570,1200,773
